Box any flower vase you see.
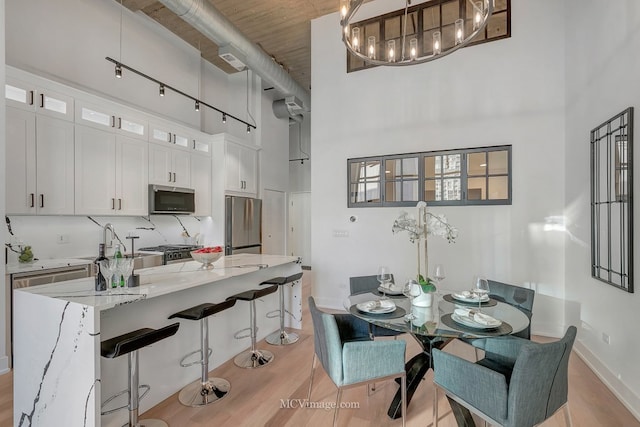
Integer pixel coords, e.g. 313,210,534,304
412,288,434,307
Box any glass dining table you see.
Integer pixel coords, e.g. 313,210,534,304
346,289,530,420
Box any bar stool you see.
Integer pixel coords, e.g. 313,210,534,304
101,323,180,427
168,299,237,406
228,284,279,368
262,272,303,345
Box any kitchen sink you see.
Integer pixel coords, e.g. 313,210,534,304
80,252,164,275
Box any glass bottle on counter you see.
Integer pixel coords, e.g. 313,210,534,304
94,243,107,292
114,244,125,287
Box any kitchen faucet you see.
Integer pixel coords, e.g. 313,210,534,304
103,223,115,249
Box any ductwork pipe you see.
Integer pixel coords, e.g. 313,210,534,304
157,0,311,113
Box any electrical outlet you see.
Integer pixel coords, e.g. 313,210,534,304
602,332,610,345
333,230,349,237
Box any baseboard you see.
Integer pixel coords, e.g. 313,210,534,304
574,339,640,422
313,296,345,311
0,355,9,376
531,321,565,339
302,265,311,271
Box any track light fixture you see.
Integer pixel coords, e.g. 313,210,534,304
105,57,256,131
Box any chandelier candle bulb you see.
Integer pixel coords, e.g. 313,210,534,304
367,36,376,59
473,1,484,30
455,19,464,45
351,27,360,52
433,31,442,55
410,38,418,60
387,40,396,62
340,0,348,19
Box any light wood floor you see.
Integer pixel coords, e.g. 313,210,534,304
1,272,638,427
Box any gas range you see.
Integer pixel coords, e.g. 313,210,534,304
138,244,202,265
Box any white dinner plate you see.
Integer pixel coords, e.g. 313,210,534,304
356,299,396,314
451,291,490,303
378,285,404,296
451,312,502,330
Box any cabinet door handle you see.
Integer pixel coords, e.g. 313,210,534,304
39,194,44,208
112,198,116,210
118,199,122,210
30,193,35,208
172,134,176,144
111,116,116,128
28,91,34,106
167,133,172,143
117,117,122,129
168,172,172,182
173,172,176,182
39,93,45,108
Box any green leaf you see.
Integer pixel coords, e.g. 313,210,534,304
417,274,436,292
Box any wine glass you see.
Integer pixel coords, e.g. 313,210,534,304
473,276,490,312
117,258,134,288
100,259,118,292
433,264,445,290
402,280,421,321
377,266,392,299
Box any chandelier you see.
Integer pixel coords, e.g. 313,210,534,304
340,0,494,66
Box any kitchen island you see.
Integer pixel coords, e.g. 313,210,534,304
13,254,302,427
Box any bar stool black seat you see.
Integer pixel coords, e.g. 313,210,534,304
168,299,237,406
261,272,303,346
228,284,279,368
101,323,180,427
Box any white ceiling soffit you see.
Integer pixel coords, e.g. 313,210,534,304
157,0,311,113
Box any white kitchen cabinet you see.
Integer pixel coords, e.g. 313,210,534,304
5,107,75,215
5,77,74,121
190,151,212,216
149,119,191,148
75,99,147,140
149,143,191,188
75,124,148,215
211,133,259,197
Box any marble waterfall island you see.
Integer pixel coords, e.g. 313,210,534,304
13,254,302,427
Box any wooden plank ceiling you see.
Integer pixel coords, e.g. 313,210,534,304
120,0,339,92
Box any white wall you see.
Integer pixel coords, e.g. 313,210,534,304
564,0,640,417
0,0,7,375
310,0,567,339
289,118,311,193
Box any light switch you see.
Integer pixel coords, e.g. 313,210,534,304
333,230,349,237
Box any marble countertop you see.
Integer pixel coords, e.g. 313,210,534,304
6,258,94,275
15,253,299,311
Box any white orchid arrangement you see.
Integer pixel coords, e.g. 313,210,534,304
392,201,457,291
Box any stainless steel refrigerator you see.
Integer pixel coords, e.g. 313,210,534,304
225,196,262,255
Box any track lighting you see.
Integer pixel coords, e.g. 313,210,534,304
105,57,256,131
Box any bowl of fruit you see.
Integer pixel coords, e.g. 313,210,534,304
191,246,224,267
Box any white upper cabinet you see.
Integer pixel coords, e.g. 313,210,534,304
6,107,75,215
75,124,148,216
149,119,191,148
211,133,259,197
5,77,74,121
149,143,191,188
75,99,147,140
191,152,212,216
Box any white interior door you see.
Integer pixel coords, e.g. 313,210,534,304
289,192,311,267
262,189,286,255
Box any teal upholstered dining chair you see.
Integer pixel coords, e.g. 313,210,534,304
307,296,407,427
433,326,577,427
486,280,535,339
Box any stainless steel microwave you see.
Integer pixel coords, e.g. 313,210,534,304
149,185,195,214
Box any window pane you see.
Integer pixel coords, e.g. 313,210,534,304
366,183,380,202
468,177,486,200
442,154,461,176
385,159,400,179
120,118,145,136
385,181,397,201
6,84,28,104
402,157,418,178
424,179,437,201
424,156,437,178
488,176,508,199
443,178,462,200
468,152,487,176
43,95,67,114
81,107,111,127
488,150,508,174
403,180,419,201
365,161,381,180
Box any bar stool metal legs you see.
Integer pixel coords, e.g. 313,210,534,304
228,284,279,369
262,272,303,346
168,299,236,407
234,297,274,368
177,317,230,406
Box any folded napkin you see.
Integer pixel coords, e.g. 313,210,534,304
454,290,488,301
454,308,501,327
363,299,396,311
